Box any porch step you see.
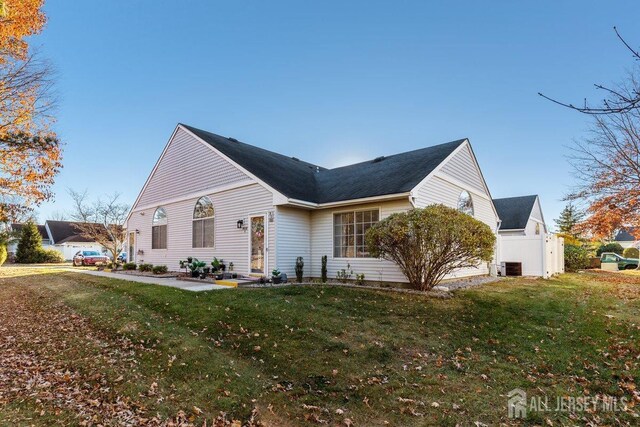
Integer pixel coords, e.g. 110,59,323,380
215,280,239,288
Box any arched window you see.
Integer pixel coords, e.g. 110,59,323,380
193,197,214,248
152,207,167,249
457,191,474,216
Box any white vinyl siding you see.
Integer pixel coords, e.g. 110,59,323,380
275,206,311,279
310,199,413,283
413,142,499,279
127,183,276,274
499,214,546,276
136,128,251,208
414,175,496,227
440,144,486,193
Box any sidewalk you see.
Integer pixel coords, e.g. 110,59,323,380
64,269,232,292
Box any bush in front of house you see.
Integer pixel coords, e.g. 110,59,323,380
321,255,327,283
152,265,168,274
564,244,590,272
122,262,137,270
139,263,153,272
365,205,495,291
295,256,304,283
595,242,624,256
623,247,639,259
38,248,65,263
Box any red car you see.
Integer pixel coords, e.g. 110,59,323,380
72,250,110,266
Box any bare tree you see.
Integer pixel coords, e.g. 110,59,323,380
48,210,67,221
539,27,640,114
0,53,56,133
69,189,129,269
568,107,640,239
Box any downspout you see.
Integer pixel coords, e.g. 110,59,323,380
493,219,502,277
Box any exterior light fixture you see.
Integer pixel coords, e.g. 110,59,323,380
135,229,140,234
236,219,244,229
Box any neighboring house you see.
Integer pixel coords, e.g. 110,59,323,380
126,123,500,283
8,223,53,254
8,220,107,260
614,227,638,249
493,195,564,278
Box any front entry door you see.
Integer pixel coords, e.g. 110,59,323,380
128,231,136,263
249,215,267,274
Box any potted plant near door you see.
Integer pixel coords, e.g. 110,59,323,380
211,257,225,280
188,258,206,278
271,268,282,284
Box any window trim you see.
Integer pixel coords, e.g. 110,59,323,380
332,207,381,259
192,196,215,249
457,190,474,217
152,207,168,250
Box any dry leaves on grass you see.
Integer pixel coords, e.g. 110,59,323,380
0,283,262,426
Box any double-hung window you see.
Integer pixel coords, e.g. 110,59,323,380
193,196,215,248
333,209,379,258
152,207,167,249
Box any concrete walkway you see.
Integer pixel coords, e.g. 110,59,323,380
64,269,232,292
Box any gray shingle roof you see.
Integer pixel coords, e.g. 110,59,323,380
182,124,466,204
615,227,638,242
11,223,49,240
493,195,538,230
46,220,105,244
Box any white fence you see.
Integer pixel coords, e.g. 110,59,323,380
499,233,564,278
544,234,564,278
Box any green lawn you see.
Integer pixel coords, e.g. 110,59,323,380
0,267,638,426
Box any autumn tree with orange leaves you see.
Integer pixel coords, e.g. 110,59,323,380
568,87,640,239
0,0,62,222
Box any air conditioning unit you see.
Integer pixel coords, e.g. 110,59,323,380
500,262,522,277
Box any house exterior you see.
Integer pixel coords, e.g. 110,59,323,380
9,220,107,260
125,123,501,282
8,224,53,255
493,195,564,278
614,227,638,249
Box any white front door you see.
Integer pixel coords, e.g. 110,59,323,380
249,214,267,275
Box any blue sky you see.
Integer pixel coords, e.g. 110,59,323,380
34,1,640,227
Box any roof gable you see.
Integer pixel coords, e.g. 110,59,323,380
493,195,538,230
439,144,487,194
133,127,251,210
182,124,466,204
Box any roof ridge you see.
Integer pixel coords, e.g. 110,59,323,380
181,123,327,170
322,139,467,172
493,194,538,201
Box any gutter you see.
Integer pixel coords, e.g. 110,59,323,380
285,192,412,209
494,219,502,277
